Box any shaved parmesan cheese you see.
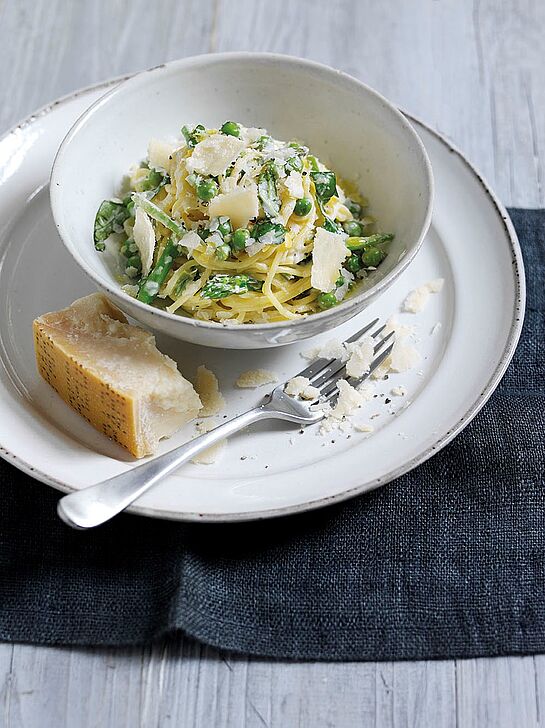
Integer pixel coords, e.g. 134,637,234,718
187,134,245,177
284,171,304,199
132,207,156,276
345,336,374,378
194,365,225,416
148,139,175,171
389,339,421,373
236,369,279,388
285,376,320,400
207,185,259,229
310,228,349,293
180,230,203,252
402,278,445,313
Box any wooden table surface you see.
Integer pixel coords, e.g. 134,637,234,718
0,1,543,725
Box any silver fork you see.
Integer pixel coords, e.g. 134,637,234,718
57,319,394,529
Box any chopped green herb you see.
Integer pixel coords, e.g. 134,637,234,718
181,124,205,148
93,199,131,249
200,274,263,300
252,220,286,245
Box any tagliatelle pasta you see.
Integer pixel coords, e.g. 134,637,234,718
93,122,393,324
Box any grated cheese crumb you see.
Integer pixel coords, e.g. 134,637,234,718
391,385,407,397
194,365,225,416
402,278,445,313
331,379,366,419
345,336,374,378
354,423,374,433
236,369,279,388
285,376,320,400
389,339,421,373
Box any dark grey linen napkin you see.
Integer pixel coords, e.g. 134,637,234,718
0,208,542,661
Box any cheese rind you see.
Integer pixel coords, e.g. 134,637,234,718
33,294,201,458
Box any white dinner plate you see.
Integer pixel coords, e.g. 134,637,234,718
0,79,525,522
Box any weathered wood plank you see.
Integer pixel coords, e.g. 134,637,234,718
455,656,539,728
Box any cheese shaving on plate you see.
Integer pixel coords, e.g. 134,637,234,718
402,278,445,313
236,369,279,388
194,365,225,416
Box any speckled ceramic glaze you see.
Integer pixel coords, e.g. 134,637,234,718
50,53,433,348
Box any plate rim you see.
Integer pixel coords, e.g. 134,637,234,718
0,76,526,523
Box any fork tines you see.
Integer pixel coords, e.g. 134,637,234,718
294,319,395,402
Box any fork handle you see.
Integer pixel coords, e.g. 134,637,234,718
57,405,272,529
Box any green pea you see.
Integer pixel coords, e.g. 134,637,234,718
346,254,362,273
221,121,240,137
232,228,250,251
294,197,312,216
343,220,363,237
285,156,303,173
217,217,232,237
127,254,141,270
361,246,385,267
196,178,218,201
317,292,338,310
335,275,345,288
215,243,231,260
346,199,362,218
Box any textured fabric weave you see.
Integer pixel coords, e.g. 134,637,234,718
0,208,543,661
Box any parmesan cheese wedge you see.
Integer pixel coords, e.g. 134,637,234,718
310,228,349,293
33,294,202,458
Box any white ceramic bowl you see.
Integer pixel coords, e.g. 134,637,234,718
50,53,433,349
